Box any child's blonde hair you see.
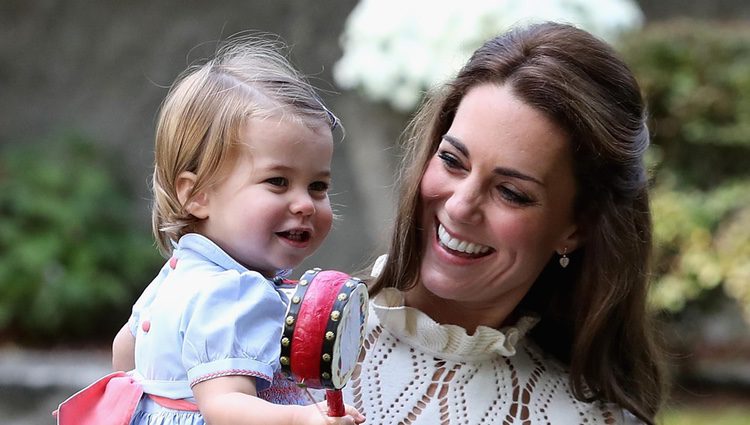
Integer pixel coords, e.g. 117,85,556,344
151,34,338,257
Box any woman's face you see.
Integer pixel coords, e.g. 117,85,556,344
417,83,580,313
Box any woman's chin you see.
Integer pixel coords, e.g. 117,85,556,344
416,274,470,303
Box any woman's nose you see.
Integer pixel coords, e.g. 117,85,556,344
445,181,482,224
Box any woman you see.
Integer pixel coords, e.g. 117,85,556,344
342,22,667,424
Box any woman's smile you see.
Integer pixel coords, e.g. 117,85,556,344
435,221,493,258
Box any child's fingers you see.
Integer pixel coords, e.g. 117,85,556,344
326,415,360,425
321,404,364,424
343,404,365,424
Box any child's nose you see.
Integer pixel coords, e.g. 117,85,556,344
290,191,315,216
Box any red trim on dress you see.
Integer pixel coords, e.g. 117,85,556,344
190,369,271,387
148,394,199,411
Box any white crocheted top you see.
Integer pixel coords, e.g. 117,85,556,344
340,288,640,424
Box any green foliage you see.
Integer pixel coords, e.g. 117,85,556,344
661,406,750,425
619,21,750,321
0,134,162,346
650,177,750,315
621,21,750,188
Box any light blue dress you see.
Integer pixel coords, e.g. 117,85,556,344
127,233,306,425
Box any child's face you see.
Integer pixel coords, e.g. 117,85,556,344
198,115,334,276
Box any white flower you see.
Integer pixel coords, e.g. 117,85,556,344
335,0,644,111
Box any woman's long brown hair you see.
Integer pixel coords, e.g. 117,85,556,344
369,22,667,424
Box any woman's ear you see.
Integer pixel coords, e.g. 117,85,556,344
556,223,584,255
176,171,209,219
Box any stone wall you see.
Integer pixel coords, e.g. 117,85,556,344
0,0,406,274
2,0,749,274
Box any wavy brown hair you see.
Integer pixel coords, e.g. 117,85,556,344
151,34,338,257
369,22,667,424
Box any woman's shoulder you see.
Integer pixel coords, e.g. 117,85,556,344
511,339,641,423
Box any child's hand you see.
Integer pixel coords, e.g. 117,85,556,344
296,402,365,425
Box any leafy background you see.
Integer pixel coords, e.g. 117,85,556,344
0,1,748,423
0,134,162,346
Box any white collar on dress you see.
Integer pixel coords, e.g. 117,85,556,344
371,287,539,362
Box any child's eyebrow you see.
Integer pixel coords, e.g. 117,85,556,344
264,163,331,177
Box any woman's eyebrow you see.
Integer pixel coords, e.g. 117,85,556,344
493,166,544,187
443,133,544,187
442,134,469,157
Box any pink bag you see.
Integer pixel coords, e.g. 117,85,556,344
54,371,143,425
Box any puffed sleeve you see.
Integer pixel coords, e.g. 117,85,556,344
128,261,171,336
181,270,287,391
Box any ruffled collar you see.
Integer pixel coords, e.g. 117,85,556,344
372,288,539,362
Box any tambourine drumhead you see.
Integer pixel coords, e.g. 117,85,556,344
331,283,368,388
279,269,368,390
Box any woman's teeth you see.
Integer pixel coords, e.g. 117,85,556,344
437,224,490,255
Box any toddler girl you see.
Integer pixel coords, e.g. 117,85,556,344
60,35,364,425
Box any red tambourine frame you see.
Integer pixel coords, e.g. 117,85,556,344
278,269,367,417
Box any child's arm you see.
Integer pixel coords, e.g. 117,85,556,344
192,376,365,425
112,323,136,371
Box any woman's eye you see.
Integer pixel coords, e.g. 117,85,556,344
499,186,534,206
265,177,288,187
309,181,329,192
437,151,462,170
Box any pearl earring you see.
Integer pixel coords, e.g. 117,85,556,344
559,248,569,268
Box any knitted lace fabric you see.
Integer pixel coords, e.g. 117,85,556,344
340,288,640,424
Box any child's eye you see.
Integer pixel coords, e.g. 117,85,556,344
309,181,329,192
265,177,288,187
437,151,463,170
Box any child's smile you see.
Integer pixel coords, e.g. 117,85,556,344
276,228,312,246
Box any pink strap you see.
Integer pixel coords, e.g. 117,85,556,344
148,394,199,411
55,371,143,425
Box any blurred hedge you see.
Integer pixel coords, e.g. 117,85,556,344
2,20,750,345
0,134,162,346
619,20,750,321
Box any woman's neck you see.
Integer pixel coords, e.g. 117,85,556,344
402,284,522,334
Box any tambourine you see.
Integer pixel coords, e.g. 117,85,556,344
277,269,368,417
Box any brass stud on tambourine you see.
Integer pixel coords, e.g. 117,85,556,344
279,268,321,379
